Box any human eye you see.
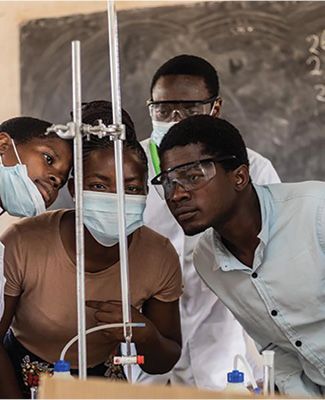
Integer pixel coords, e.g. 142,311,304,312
89,183,107,192
186,167,205,184
125,185,145,195
43,153,54,165
155,104,170,120
186,105,202,116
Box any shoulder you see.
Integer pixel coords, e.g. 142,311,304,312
258,182,325,252
0,209,66,246
135,225,178,256
133,226,181,278
246,147,280,184
265,181,325,203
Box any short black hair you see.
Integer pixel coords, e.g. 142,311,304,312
0,116,55,144
80,101,147,172
79,100,137,142
150,55,220,98
158,115,249,171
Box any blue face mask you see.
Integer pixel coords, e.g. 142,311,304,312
151,120,178,147
0,141,46,217
83,191,147,247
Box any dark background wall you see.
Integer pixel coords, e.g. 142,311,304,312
21,1,325,182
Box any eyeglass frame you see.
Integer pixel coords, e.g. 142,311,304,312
146,95,220,108
151,155,238,197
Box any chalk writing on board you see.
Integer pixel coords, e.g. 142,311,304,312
306,55,322,76
314,84,325,102
306,29,325,102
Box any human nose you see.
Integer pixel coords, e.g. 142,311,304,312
48,165,66,189
49,172,62,189
170,109,183,122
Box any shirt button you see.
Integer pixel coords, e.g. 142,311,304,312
252,272,258,278
295,340,302,347
271,310,278,316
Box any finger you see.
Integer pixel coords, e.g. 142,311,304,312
87,301,120,313
94,311,122,323
86,300,122,311
86,300,106,309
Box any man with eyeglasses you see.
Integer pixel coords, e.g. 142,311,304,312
137,55,280,390
153,114,325,397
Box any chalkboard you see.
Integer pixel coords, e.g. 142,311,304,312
20,1,325,182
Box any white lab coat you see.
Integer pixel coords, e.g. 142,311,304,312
130,139,281,389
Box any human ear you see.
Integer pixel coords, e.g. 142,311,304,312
211,97,222,118
0,132,12,155
67,178,75,199
232,165,250,191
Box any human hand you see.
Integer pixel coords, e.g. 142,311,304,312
86,300,152,346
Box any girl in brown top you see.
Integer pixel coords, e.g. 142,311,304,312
0,102,182,398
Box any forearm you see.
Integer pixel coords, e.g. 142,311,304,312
135,330,181,374
0,345,22,398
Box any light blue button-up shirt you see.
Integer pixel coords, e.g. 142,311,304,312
193,182,325,397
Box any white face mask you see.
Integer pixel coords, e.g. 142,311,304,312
83,191,147,247
150,104,216,147
0,140,46,217
151,120,178,147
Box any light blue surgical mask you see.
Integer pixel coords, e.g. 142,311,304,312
0,140,46,217
151,120,178,147
83,190,147,247
150,105,216,147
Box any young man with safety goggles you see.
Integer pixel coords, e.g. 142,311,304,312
154,114,325,397
0,116,72,321
138,55,280,389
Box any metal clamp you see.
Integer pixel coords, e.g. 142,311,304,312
83,120,126,140
46,122,75,139
47,120,126,141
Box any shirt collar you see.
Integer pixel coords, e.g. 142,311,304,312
253,184,271,246
211,184,271,271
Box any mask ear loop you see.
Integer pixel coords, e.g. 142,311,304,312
11,139,23,165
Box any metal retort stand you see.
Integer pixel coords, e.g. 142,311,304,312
31,2,144,397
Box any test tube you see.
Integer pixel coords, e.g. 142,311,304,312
262,350,275,396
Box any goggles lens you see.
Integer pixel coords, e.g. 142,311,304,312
151,156,236,199
147,96,218,122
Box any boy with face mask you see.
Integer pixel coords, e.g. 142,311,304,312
0,106,182,398
0,116,73,321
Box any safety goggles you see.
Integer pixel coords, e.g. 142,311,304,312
151,156,237,199
146,95,219,122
